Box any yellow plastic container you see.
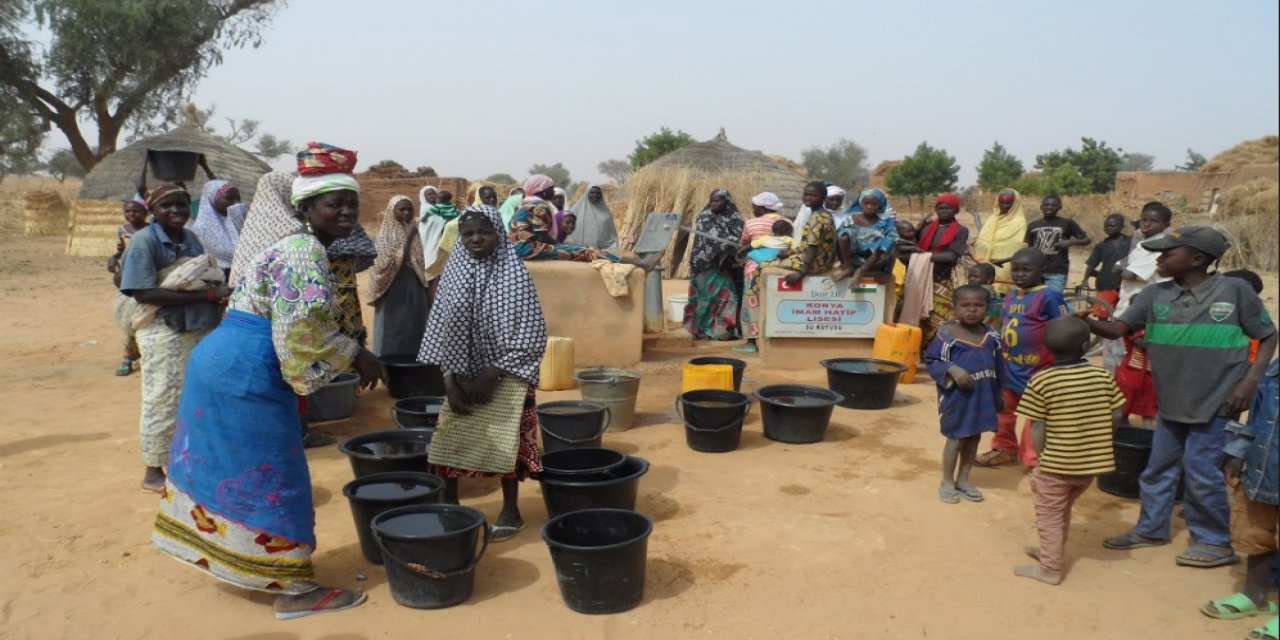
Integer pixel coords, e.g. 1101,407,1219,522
538,337,576,391
872,323,922,384
682,363,735,393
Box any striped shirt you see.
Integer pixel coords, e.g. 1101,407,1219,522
1017,360,1126,475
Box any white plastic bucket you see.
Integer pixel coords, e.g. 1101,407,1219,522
667,296,687,323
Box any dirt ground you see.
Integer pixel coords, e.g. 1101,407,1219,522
2,229,1278,640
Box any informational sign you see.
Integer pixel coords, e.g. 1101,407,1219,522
763,275,885,338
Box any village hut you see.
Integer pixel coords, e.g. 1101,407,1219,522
66,113,271,257
618,128,807,279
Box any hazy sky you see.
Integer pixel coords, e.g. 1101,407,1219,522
180,0,1275,184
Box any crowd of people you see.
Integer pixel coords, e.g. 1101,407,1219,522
107,147,1278,632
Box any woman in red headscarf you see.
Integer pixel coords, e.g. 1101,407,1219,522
912,193,971,342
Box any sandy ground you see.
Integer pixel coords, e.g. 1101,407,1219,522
2,232,1278,640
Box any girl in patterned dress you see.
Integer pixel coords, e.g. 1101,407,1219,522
419,204,548,541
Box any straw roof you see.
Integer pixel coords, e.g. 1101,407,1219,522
619,129,808,278
1202,135,1278,174
77,118,272,202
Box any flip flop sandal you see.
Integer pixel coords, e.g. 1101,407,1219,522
1248,616,1279,640
490,522,526,542
275,588,367,620
115,361,134,376
1103,532,1168,550
938,488,960,504
957,486,984,502
1177,544,1239,568
1200,593,1278,620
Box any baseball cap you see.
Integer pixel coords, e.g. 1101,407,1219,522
1141,225,1229,258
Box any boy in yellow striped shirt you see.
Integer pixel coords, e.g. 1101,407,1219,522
1014,316,1126,584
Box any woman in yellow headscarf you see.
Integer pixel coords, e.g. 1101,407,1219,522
973,188,1028,293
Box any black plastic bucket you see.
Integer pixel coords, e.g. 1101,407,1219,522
307,372,360,421
380,355,445,400
339,429,431,479
342,472,445,563
540,448,627,479
392,396,443,433
1098,427,1185,501
537,401,611,454
146,149,200,181
541,508,653,614
372,504,489,609
676,389,751,453
755,384,844,444
539,455,650,519
820,358,907,410
688,357,747,391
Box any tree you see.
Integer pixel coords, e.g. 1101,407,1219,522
628,127,694,170
0,1,42,177
800,138,869,190
883,142,960,207
42,148,85,181
1034,137,1123,193
1,89,42,178
596,158,631,184
529,162,571,190
253,132,291,160
1012,164,1093,196
1178,148,1207,172
1120,152,1155,172
485,173,516,184
0,0,282,173
975,141,1024,192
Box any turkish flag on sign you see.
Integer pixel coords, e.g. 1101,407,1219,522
778,277,802,292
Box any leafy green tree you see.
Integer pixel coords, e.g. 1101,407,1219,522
485,173,517,184
800,138,869,190
1177,148,1207,172
628,127,694,170
976,141,1024,192
596,158,631,184
0,0,282,172
1012,164,1093,196
529,163,572,190
1,89,42,178
884,142,960,207
1034,137,1123,193
1120,152,1155,172
43,148,85,181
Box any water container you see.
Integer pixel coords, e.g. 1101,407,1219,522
681,363,734,393
575,368,641,432
538,337,576,391
667,296,687,323
872,323,922,384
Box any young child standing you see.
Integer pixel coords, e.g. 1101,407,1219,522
925,285,1004,504
1013,316,1127,585
1199,358,1278,635
1024,194,1091,293
107,198,149,376
968,262,1003,330
1085,226,1278,569
976,248,1070,468
1083,213,1130,311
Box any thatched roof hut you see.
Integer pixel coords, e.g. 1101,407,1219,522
618,129,807,278
67,116,272,256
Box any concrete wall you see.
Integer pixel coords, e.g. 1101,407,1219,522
526,261,645,368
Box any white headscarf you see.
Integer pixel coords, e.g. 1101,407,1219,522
290,173,359,205
565,184,618,249
750,192,785,211
190,179,243,270
418,186,440,217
